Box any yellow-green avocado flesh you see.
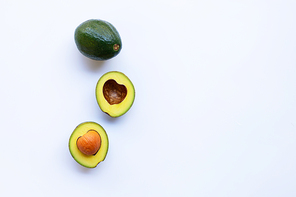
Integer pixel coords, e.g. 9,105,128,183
69,122,109,168
96,71,135,117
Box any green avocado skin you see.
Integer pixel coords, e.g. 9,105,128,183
74,19,122,60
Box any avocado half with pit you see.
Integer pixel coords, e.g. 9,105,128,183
96,71,135,117
69,122,109,168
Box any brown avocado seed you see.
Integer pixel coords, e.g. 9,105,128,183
76,130,101,156
103,79,127,105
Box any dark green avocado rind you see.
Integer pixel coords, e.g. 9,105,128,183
74,19,122,61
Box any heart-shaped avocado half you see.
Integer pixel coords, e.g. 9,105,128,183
96,71,135,117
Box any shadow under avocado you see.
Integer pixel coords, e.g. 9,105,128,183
80,55,106,72
75,161,105,173
76,163,93,173
102,112,120,123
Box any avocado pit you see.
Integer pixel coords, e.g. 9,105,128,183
103,79,127,105
76,130,101,156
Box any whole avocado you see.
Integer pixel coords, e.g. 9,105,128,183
74,19,122,61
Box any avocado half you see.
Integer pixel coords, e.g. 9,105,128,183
69,122,109,168
96,71,135,117
74,19,122,60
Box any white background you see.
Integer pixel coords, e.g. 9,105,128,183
1,0,296,196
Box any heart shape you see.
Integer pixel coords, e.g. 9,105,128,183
103,79,127,105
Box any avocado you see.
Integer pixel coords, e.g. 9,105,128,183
96,71,135,117
74,19,122,60
69,122,109,168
